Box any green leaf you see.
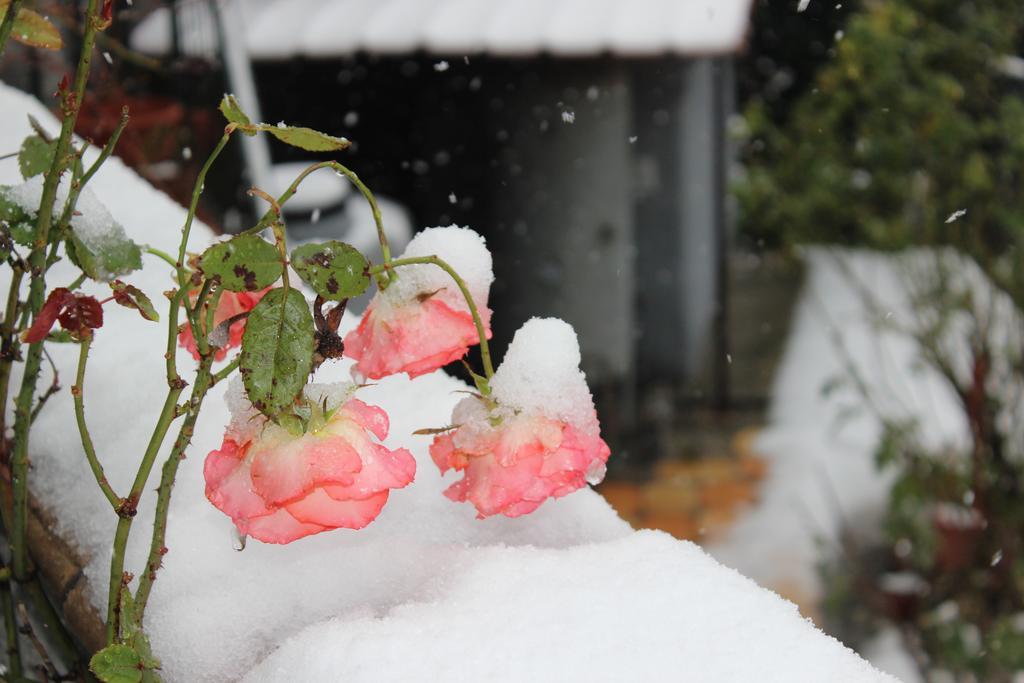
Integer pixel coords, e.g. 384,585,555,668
290,241,369,300
117,590,161,673
258,124,350,152
0,2,63,50
45,330,75,343
68,230,142,282
460,359,491,396
240,288,314,417
412,426,455,436
18,135,55,179
218,94,252,129
0,185,36,246
9,221,33,245
276,412,306,437
199,234,282,292
110,280,159,321
89,644,143,683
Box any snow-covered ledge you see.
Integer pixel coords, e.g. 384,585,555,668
0,83,893,682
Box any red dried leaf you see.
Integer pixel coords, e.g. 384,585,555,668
23,288,74,343
110,280,159,321
99,0,114,28
58,295,103,337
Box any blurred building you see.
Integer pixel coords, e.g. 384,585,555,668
128,0,754,433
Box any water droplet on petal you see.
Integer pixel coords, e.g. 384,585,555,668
231,527,247,551
585,460,607,486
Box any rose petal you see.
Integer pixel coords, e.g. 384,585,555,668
340,398,390,441
204,441,274,521
344,297,491,380
429,433,457,473
250,434,363,505
433,409,610,518
177,288,268,361
240,508,328,544
285,489,389,529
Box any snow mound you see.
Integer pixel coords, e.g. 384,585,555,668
245,532,894,683
387,225,493,312
0,83,892,682
302,381,357,413
709,249,977,600
491,317,599,434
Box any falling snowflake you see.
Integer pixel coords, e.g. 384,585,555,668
945,209,967,224
561,111,575,124
434,61,450,72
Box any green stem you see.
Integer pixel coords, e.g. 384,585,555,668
72,337,121,510
0,266,23,437
41,240,62,278
370,255,494,381
177,132,232,289
103,290,185,642
53,107,130,239
186,278,215,358
28,347,59,424
271,220,290,299
104,388,181,643
134,356,214,619
11,0,103,584
211,356,240,386
105,126,233,644
204,285,223,348
66,272,87,291
79,107,129,188
165,291,183,385
245,160,392,269
143,246,179,272
0,0,24,61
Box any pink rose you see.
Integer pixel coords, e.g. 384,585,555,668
429,396,611,518
343,226,494,380
429,317,610,518
179,288,268,361
343,296,491,380
204,396,416,544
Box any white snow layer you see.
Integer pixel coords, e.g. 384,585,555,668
9,175,132,280
707,249,971,680
129,0,754,60
0,83,891,682
491,317,600,434
386,224,493,313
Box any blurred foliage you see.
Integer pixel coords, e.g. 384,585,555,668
824,418,1024,680
756,3,1024,676
738,0,860,124
736,0,1024,276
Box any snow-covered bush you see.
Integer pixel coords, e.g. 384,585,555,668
736,0,1024,677
818,250,1024,680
